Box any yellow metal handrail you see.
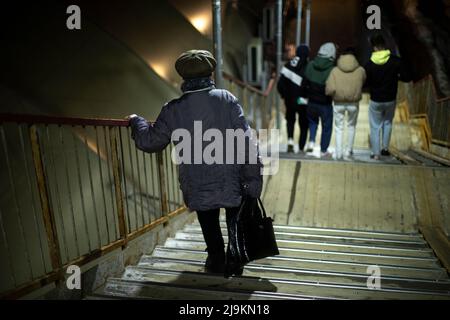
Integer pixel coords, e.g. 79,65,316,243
223,72,277,131
398,75,450,148
0,114,187,299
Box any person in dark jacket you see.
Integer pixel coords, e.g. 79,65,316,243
277,44,310,153
301,42,337,158
365,33,412,160
127,50,263,276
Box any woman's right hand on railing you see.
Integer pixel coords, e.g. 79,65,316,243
125,114,138,121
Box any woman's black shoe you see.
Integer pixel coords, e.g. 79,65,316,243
381,149,391,156
205,252,225,274
224,260,244,277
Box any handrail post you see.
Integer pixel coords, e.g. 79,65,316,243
425,77,433,151
109,127,127,244
262,96,268,129
212,0,224,88
296,0,303,47
157,152,169,216
29,125,62,270
251,92,256,124
275,0,283,129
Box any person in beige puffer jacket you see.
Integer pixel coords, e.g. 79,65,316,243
326,49,366,160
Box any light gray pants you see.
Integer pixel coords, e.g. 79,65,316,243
369,100,396,156
334,103,359,159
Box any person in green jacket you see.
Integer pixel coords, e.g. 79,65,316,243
301,42,337,158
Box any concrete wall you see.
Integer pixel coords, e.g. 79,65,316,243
0,2,180,121
74,0,258,84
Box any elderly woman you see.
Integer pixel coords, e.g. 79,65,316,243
127,50,263,277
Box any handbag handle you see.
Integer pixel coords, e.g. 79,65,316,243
239,196,268,219
257,198,268,219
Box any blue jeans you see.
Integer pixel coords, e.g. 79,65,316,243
307,102,333,153
369,100,396,156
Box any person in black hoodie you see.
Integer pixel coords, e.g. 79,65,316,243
365,33,412,160
277,45,310,153
301,42,337,158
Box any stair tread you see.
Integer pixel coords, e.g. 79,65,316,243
190,221,424,241
151,247,444,272
98,222,450,300
119,265,450,300
164,238,436,259
145,248,447,281
175,231,428,250
101,277,318,300
183,226,427,247
170,236,435,258
136,257,450,292
154,244,440,269
175,231,430,250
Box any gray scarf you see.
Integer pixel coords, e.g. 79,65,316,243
181,77,215,93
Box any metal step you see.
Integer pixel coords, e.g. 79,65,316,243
142,256,450,292
101,278,316,300
132,258,450,298
86,293,151,300
183,225,428,248
162,239,439,269
173,233,435,258
147,247,448,281
191,221,424,242
85,295,124,300
96,220,449,300
202,221,424,240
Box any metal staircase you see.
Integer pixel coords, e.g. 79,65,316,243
90,218,450,300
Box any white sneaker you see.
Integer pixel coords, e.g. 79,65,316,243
287,138,294,153
345,150,354,158
321,151,333,159
306,142,315,152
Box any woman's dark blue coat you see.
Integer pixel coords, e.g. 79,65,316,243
130,87,263,211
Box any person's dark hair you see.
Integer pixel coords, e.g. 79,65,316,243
370,33,386,49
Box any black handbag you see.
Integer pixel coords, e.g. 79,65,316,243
227,197,279,266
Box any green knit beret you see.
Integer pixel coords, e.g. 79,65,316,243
175,50,217,79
